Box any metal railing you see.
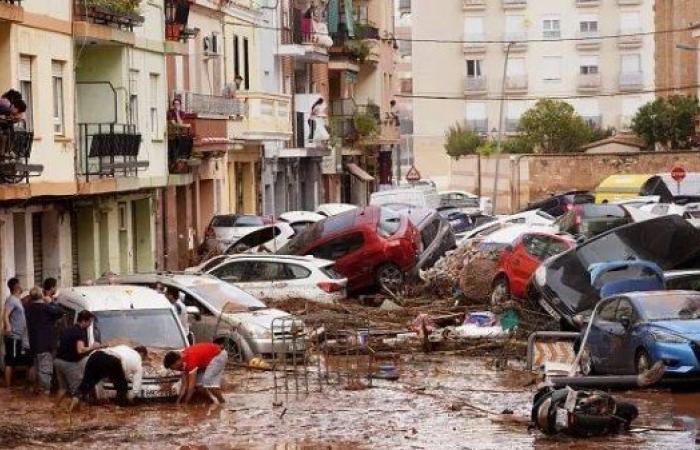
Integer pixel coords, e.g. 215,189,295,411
175,91,246,117
0,127,41,184
168,126,194,174
77,123,146,180
577,73,601,89
165,0,195,42
73,0,144,31
464,76,487,92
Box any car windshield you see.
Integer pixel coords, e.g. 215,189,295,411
638,294,700,321
666,273,700,291
94,309,186,349
211,215,237,227
200,256,228,272
188,281,267,312
235,216,264,227
378,208,403,237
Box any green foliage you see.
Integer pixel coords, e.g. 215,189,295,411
518,99,595,154
631,95,699,150
444,122,483,159
477,141,497,157
501,136,532,154
85,0,141,15
353,111,379,139
346,39,371,63
589,126,616,143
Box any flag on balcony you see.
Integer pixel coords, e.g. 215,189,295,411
328,0,339,33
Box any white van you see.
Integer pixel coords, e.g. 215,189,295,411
370,186,441,211
57,285,188,400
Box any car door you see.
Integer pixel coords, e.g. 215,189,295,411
612,298,639,374
508,235,543,298
279,263,313,299
179,289,219,343
588,298,621,373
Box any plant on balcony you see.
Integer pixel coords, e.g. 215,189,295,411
518,99,594,154
631,95,699,151
353,111,379,141
84,0,141,16
346,38,371,63
444,121,482,160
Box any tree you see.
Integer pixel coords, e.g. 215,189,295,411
631,95,699,151
518,99,594,153
444,121,483,159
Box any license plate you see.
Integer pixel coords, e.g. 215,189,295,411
539,298,561,320
142,388,174,399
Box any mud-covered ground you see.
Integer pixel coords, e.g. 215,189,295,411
0,355,698,449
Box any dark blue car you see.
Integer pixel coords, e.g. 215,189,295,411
583,291,700,376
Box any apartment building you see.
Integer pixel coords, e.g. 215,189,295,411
395,0,413,180
412,0,655,189
655,0,700,96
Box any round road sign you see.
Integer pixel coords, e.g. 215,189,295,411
671,166,687,183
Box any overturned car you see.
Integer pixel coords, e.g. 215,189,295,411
529,215,700,328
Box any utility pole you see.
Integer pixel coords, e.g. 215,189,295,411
491,42,514,214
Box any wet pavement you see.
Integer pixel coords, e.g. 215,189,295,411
0,355,698,449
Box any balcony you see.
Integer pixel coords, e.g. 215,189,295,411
582,115,603,129
576,31,601,50
463,0,486,11
577,73,602,92
73,0,145,46
463,33,487,54
618,28,643,49
398,0,411,14
502,0,527,9
576,0,600,7
167,125,194,174
0,0,23,23
233,92,292,141
464,76,487,96
77,123,147,181
277,9,333,63
619,71,644,91
505,75,528,94
466,119,488,133
0,128,42,184
503,32,528,52
176,91,246,118
165,0,196,43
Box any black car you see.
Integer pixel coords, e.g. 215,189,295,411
554,204,633,240
437,206,495,236
522,191,595,217
528,215,700,328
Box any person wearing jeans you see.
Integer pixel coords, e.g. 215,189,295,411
25,280,64,394
3,278,30,387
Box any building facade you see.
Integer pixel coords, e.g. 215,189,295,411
656,0,700,97
411,0,655,189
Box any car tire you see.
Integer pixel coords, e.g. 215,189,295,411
579,345,596,376
491,276,510,305
635,348,652,374
376,263,405,294
215,336,246,364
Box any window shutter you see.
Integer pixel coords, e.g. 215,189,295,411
19,56,31,81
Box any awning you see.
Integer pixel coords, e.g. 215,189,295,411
346,163,374,182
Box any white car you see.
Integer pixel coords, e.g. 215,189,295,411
458,209,556,246
439,190,493,215
640,202,700,220
195,254,347,303
279,211,325,234
222,222,295,254
611,196,660,209
316,203,357,217
204,214,269,251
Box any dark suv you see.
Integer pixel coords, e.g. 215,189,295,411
554,204,633,240
522,191,595,217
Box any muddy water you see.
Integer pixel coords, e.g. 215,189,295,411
0,356,697,449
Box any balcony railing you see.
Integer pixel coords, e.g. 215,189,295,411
619,71,644,90
168,125,194,174
73,0,145,31
464,76,487,93
577,73,602,91
77,123,146,180
165,0,196,42
175,91,246,117
0,127,42,184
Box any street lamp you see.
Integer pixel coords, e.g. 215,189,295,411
491,41,514,214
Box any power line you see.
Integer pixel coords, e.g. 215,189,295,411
397,83,700,101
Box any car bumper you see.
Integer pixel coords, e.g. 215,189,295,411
650,342,700,375
249,337,306,358
97,376,181,400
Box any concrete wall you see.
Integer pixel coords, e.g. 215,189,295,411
448,151,700,214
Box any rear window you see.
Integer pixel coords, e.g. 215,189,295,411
580,204,628,218
321,266,344,279
377,208,402,237
235,216,265,227
211,215,237,227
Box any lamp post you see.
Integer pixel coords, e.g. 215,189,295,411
491,41,514,214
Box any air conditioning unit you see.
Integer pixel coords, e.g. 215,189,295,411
203,33,220,57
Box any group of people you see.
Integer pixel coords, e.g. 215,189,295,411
0,89,27,127
3,277,227,408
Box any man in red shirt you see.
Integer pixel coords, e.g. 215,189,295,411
163,342,227,405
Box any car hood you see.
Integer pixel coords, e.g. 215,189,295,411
536,216,700,320
652,320,700,337
224,308,290,329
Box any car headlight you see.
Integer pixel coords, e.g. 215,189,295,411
651,329,689,344
534,265,547,286
247,326,272,339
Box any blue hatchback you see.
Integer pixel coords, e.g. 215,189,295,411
584,291,700,376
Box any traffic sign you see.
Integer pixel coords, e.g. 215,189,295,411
671,166,687,183
405,165,422,182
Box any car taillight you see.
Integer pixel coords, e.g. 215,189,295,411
317,282,343,293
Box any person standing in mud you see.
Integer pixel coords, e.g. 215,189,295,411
25,283,64,394
54,310,100,404
163,342,227,405
3,277,30,388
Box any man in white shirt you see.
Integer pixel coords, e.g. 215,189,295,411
73,345,146,408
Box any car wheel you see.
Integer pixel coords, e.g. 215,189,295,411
491,277,510,305
376,263,404,294
216,337,245,364
579,345,595,376
635,349,652,374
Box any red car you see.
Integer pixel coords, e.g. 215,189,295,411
278,206,421,293
491,231,574,302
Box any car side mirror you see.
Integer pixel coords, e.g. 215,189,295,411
619,316,631,329
186,305,201,321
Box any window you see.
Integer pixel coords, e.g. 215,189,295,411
149,74,159,139
287,264,311,279
505,15,525,34
620,11,641,33
579,56,599,75
51,61,65,135
542,17,561,39
621,54,641,73
597,299,620,322
129,70,139,126
579,16,598,34
542,56,562,81
19,55,33,130
243,37,250,90
246,262,288,281
233,35,240,79
466,60,482,77
309,233,365,261
211,261,249,282
464,16,484,39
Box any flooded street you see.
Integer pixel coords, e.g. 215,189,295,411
0,355,697,449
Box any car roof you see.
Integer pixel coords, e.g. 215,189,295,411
58,285,172,312
279,211,325,222
216,253,334,267
624,290,700,300
107,272,224,289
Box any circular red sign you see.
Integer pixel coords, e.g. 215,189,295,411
671,166,687,183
